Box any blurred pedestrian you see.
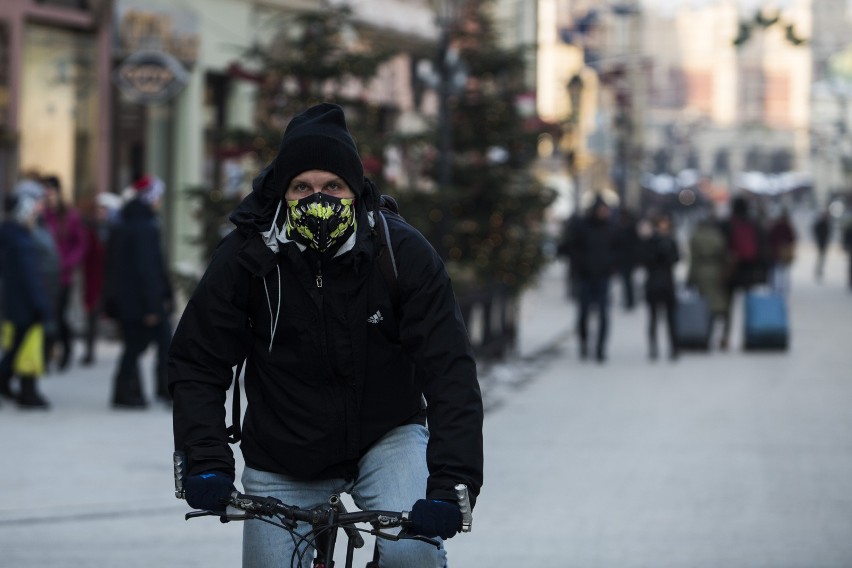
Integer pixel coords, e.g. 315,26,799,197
104,175,173,408
0,190,51,408
688,212,730,350
720,196,762,348
812,210,831,282
80,192,122,366
15,179,61,370
571,194,617,362
556,213,582,301
640,213,680,361
614,209,640,311
843,216,852,290
767,208,797,296
42,175,87,371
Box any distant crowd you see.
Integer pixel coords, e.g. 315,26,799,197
557,193,852,363
0,173,172,410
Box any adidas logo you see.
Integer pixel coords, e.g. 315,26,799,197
367,310,384,324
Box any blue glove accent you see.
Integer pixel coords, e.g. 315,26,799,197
184,471,235,513
409,499,462,539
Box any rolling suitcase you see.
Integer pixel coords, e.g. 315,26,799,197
743,290,789,350
675,289,712,350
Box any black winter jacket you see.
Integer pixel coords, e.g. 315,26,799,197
0,221,50,326
641,233,680,301
104,199,173,322
169,175,483,506
569,215,618,279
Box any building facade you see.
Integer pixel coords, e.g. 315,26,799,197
2,0,444,275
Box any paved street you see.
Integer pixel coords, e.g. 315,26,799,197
1,235,851,567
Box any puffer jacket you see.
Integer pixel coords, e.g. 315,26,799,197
169,170,483,506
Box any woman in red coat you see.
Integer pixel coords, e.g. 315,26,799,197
42,176,87,371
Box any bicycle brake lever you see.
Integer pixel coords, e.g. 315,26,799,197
377,528,441,549
185,510,219,520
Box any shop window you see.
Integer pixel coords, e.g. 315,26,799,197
20,24,99,203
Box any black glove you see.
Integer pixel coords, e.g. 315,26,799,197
409,499,462,539
184,471,235,513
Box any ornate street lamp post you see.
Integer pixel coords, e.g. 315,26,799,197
434,0,465,192
567,73,584,213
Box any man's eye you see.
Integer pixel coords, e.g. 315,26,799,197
326,183,340,191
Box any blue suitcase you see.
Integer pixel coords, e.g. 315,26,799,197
743,290,789,350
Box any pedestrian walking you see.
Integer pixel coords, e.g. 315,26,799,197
556,213,582,301
169,103,483,567
640,213,680,360
688,213,730,349
767,208,797,296
812,210,831,282
0,188,51,408
570,194,617,362
104,175,173,408
614,209,640,311
79,192,121,366
15,179,61,372
42,175,87,371
843,216,852,291
719,196,763,347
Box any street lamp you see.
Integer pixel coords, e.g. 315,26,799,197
433,0,465,192
567,73,584,213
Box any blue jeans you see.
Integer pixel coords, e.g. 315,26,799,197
241,424,447,568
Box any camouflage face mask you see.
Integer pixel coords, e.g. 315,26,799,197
285,192,356,253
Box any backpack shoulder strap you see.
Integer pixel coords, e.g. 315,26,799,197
375,209,400,313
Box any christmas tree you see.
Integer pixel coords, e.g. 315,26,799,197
395,0,555,294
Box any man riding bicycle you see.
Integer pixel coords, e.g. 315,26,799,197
169,103,484,567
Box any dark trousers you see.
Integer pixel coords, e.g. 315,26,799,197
620,266,636,309
82,308,99,361
577,277,610,356
56,285,73,368
848,252,852,289
112,318,171,403
647,295,676,355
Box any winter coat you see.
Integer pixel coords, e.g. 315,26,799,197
31,224,60,335
641,233,679,302
568,214,618,279
0,221,50,326
813,216,831,250
82,218,110,313
688,221,729,315
614,220,641,272
767,217,796,265
104,198,172,323
44,206,87,287
168,173,484,507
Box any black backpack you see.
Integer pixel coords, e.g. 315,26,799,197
226,197,403,444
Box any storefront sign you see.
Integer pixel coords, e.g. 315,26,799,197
114,1,199,65
113,50,189,104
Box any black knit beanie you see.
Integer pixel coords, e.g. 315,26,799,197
273,103,364,197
